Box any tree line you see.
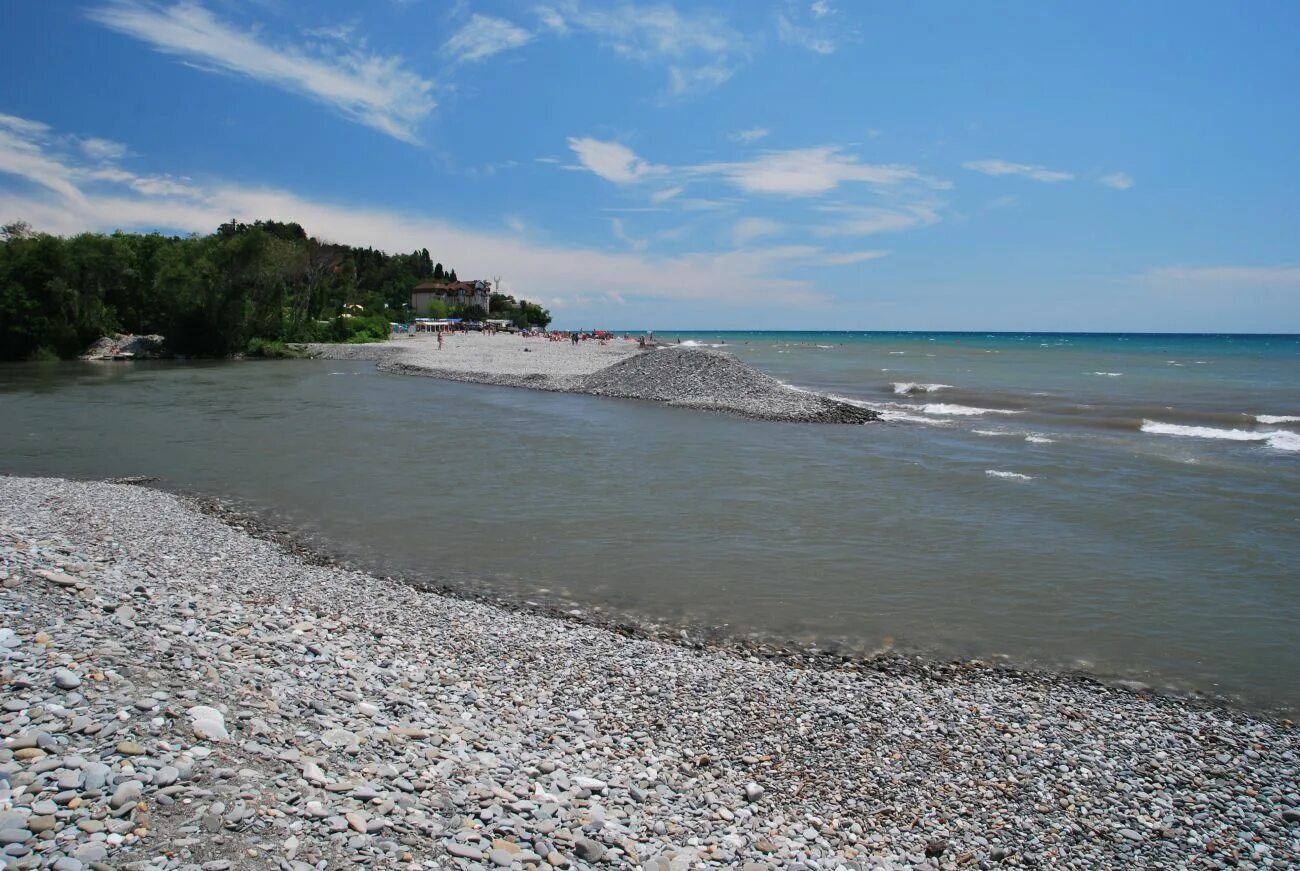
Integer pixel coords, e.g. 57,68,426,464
0,219,551,361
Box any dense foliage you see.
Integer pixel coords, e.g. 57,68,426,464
0,219,550,360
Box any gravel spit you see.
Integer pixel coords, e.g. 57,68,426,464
304,335,877,424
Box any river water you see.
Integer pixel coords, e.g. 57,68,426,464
2,332,1297,711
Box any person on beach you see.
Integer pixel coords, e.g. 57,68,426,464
437,331,444,350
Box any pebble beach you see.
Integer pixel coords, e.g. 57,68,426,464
2,476,1298,870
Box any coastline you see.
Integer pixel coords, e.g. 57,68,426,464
303,334,878,424
2,475,1297,870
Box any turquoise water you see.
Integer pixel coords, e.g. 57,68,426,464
1,332,1297,710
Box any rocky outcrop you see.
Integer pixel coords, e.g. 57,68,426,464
80,333,165,360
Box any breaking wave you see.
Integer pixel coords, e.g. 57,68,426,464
892,382,952,395
913,404,1023,416
1256,414,1300,424
1141,421,1300,452
986,470,1034,481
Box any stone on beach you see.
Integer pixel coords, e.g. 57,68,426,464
0,474,1297,871
187,705,229,742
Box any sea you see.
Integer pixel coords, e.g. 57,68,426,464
2,331,1297,711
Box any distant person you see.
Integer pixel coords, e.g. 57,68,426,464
437,331,444,350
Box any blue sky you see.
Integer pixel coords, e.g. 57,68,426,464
1,1,1297,331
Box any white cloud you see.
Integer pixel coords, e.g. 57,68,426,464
650,185,684,203
731,217,783,245
534,6,568,33
665,63,734,99
731,127,769,144
444,14,533,62
79,137,129,161
0,116,830,308
824,249,888,266
86,1,435,143
696,147,945,197
0,114,52,137
566,137,666,183
548,1,738,60
568,139,945,200
814,203,941,236
610,217,648,251
776,0,846,55
0,112,196,205
1142,266,1300,287
962,159,1074,183
1100,171,1134,190
540,2,745,98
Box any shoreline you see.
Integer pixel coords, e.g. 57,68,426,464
2,474,1297,871
178,479,1277,719
303,334,878,424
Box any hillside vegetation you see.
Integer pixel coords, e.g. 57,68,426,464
0,219,550,360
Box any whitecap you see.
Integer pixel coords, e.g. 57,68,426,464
1024,434,1055,444
913,403,1023,416
1256,414,1300,424
892,382,952,395
986,470,1034,481
1141,420,1300,452
818,393,951,425
971,429,1010,437
1091,372,1123,377
889,351,906,355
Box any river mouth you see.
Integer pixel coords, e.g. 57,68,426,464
1,344,1298,714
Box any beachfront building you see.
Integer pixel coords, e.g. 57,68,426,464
411,280,492,315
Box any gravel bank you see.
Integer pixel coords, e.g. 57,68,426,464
304,336,877,423
2,476,1298,870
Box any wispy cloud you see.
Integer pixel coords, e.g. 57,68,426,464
814,203,942,236
0,114,834,309
78,137,129,161
776,0,848,55
566,137,666,183
1142,265,1300,287
824,249,888,266
650,185,684,203
537,1,746,98
567,138,945,198
696,147,946,197
444,13,532,62
610,216,648,250
0,112,194,206
731,127,769,144
665,63,734,100
86,1,435,143
731,216,784,245
962,159,1074,183
1100,171,1134,190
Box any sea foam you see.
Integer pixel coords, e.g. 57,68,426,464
986,470,1034,480
1256,414,1300,424
914,404,1023,416
1141,421,1300,452
892,382,952,395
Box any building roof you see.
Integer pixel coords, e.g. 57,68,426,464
412,280,488,293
